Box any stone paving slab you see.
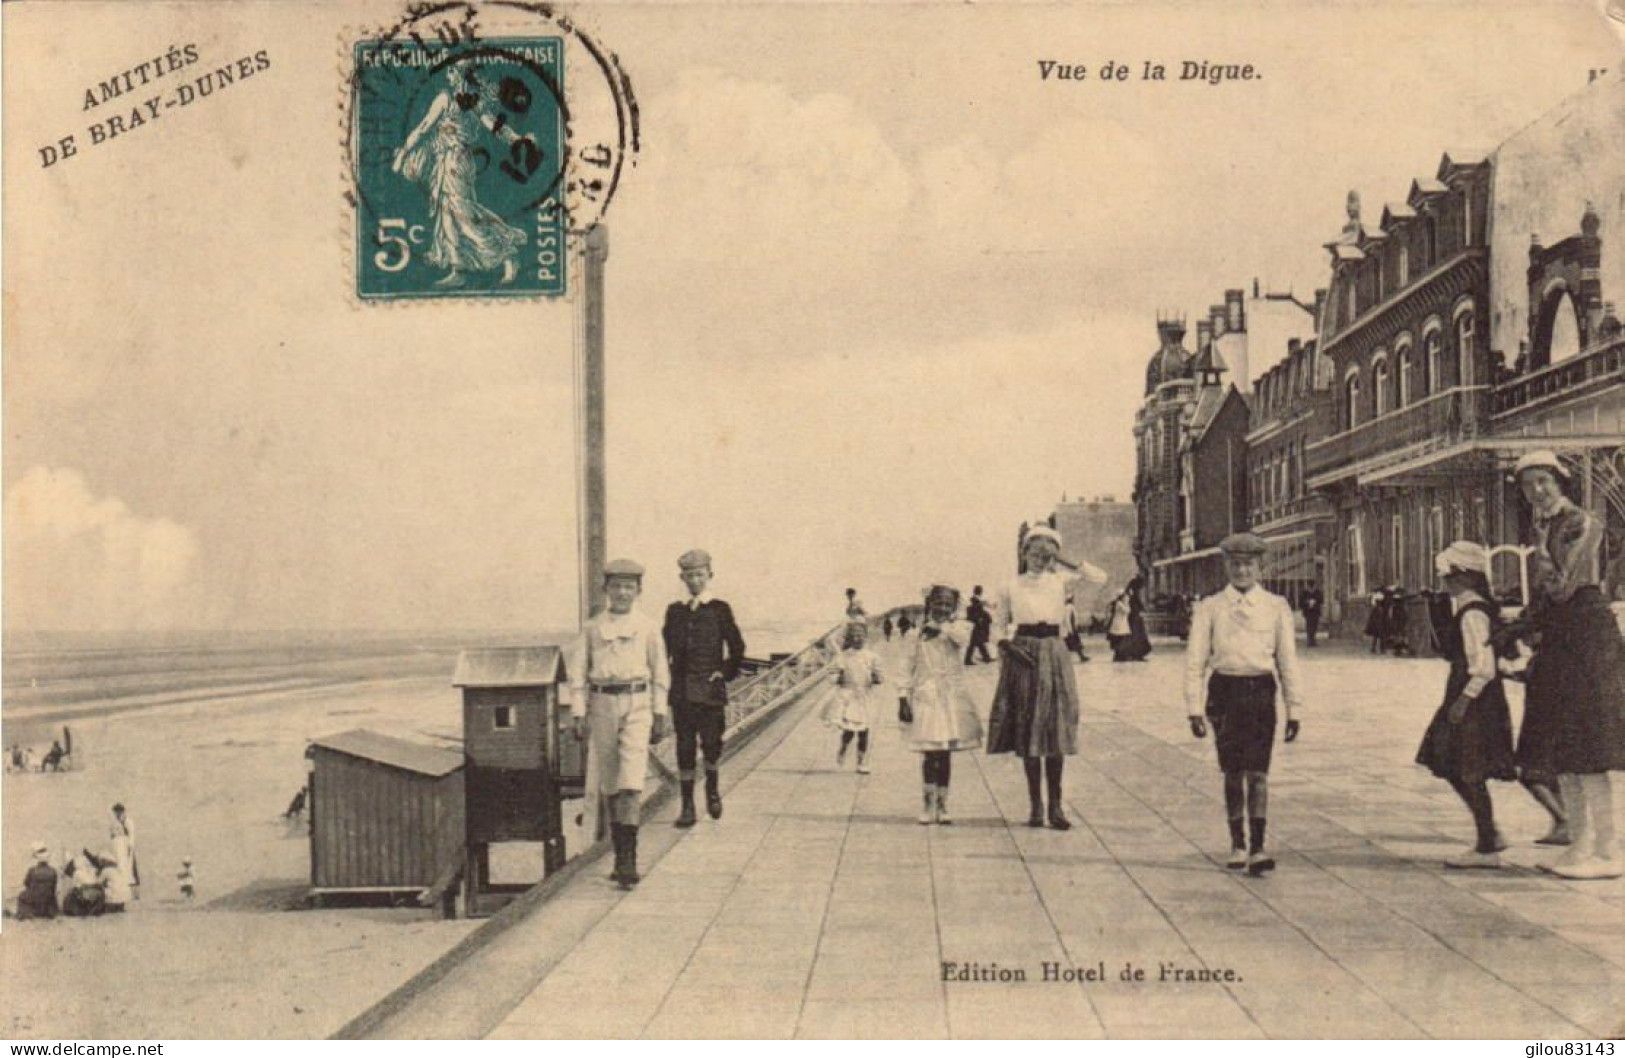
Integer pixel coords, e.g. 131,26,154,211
472,642,1622,1039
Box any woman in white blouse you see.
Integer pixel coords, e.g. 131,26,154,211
987,525,1107,829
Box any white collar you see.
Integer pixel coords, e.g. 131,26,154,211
686,591,713,608
1224,584,1260,606
599,609,644,639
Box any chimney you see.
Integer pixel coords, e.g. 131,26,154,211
1196,319,1213,350
1209,305,1227,338
1288,338,1302,357
1225,289,1246,333
1312,288,1328,328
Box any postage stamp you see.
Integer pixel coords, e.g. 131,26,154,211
351,37,568,300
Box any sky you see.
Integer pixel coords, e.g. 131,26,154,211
4,0,1622,633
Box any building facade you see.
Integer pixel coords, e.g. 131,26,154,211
1245,335,1336,607
1050,495,1138,612
1298,71,1625,630
1304,155,1498,630
1133,291,1252,601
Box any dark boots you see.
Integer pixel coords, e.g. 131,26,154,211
705,768,723,820
609,823,641,889
675,781,697,828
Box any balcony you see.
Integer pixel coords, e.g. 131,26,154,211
1306,386,1490,486
1491,334,1625,420
1248,493,1333,534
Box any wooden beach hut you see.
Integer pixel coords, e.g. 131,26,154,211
306,729,465,912
453,646,571,904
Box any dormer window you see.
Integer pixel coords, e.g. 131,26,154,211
1397,245,1409,287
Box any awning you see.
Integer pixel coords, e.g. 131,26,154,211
1152,546,1222,569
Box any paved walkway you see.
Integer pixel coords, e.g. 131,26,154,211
414,641,1622,1038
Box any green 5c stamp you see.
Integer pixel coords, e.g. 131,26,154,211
352,38,566,299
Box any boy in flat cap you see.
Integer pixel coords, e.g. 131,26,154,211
663,549,747,827
566,558,670,888
1185,533,1304,875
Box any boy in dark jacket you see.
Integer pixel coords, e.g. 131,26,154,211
663,550,747,827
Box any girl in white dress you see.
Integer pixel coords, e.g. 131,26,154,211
825,621,883,773
899,586,983,824
987,526,1107,829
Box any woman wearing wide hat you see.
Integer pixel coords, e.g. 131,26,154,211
987,525,1106,829
1504,450,1625,879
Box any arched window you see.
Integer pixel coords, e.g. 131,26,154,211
1344,369,1363,429
1398,244,1409,287
1463,193,1473,247
1398,350,1413,406
1454,302,1477,387
1549,291,1582,364
1373,353,1390,416
1421,319,1444,396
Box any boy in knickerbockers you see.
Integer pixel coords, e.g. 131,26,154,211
1186,533,1305,875
567,559,670,888
663,549,747,827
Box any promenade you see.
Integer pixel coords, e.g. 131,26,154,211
371,639,1624,1040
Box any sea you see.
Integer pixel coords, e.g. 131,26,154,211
0,619,835,742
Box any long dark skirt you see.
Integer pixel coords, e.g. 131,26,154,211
1112,613,1152,661
1518,586,1625,776
987,636,1079,757
1416,676,1517,785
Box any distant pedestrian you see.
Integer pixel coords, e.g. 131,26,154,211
987,525,1107,830
282,787,307,823
1186,533,1304,875
1109,578,1152,662
15,843,58,921
964,586,994,666
1415,543,1517,869
1504,451,1625,879
110,803,139,895
1174,594,1193,641
177,858,196,903
40,741,65,772
899,585,983,824
1300,583,1324,647
567,558,670,889
897,614,913,637
844,587,866,619
882,616,894,642
1365,589,1387,653
663,549,747,827
825,621,883,774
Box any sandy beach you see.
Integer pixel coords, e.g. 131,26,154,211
0,621,825,1038
1,656,487,1039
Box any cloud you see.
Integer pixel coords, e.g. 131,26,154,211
4,467,205,630
629,68,914,265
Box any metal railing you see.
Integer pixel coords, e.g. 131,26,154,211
722,624,843,731
1491,335,1625,418
1306,386,1489,481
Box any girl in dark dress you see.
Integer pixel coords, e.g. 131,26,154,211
1416,543,1517,869
1506,451,1625,879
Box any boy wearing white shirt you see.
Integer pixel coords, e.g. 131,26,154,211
567,559,670,889
1186,533,1304,875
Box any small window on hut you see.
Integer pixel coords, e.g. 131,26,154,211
493,706,515,730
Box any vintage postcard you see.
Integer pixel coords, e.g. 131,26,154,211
3,0,1624,1042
